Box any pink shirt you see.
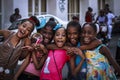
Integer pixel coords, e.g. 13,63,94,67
40,49,70,80
25,58,40,77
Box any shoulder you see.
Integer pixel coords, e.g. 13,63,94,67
99,44,110,55
24,37,31,46
0,30,11,39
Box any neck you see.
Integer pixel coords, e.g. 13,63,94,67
11,33,21,46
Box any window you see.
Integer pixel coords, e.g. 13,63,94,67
68,0,79,20
28,0,46,16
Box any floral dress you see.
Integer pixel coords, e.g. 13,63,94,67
85,44,117,80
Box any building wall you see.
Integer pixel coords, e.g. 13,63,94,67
47,0,68,21
1,0,120,29
2,0,28,29
56,0,68,21
13,0,28,18
2,0,13,29
80,0,98,24
47,0,56,15
113,0,120,17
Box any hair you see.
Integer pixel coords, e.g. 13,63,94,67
88,7,93,11
15,8,19,12
44,21,57,30
67,21,81,34
29,16,40,26
82,22,97,33
72,16,79,21
48,17,55,22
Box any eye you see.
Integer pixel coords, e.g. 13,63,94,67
62,33,66,37
23,24,26,28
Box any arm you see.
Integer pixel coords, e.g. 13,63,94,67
14,53,31,80
46,43,62,50
94,16,99,23
32,52,47,70
100,46,120,75
80,39,102,50
0,30,11,39
70,47,85,76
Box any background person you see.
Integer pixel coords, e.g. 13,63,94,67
10,8,22,23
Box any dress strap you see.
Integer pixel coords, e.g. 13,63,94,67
3,32,15,44
95,44,105,51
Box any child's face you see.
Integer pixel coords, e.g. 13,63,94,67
17,21,34,38
67,26,79,46
81,24,96,45
40,27,54,45
54,28,66,48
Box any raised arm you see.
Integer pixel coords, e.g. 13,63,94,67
80,39,102,50
32,52,47,70
14,54,31,80
70,47,85,76
100,46,120,75
0,30,11,39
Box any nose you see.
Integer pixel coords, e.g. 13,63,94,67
59,35,62,39
70,34,74,39
84,33,89,37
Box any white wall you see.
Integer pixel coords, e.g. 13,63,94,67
2,0,28,29
47,0,56,15
47,0,68,21
13,0,28,18
80,0,88,24
56,0,68,21
113,0,120,17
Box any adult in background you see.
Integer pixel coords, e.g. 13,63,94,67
85,7,94,23
10,8,22,23
105,8,115,41
72,16,79,23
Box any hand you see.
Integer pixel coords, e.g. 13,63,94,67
21,45,33,51
66,47,74,56
39,44,48,54
33,43,48,54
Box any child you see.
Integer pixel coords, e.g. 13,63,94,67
32,27,85,80
0,18,36,80
81,23,120,80
14,33,45,80
14,21,56,80
66,21,102,80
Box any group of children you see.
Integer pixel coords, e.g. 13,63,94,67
0,15,120,80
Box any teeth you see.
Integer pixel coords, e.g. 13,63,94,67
21,30,25,34
84,38,89,42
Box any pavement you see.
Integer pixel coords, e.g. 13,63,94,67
108,33,120,58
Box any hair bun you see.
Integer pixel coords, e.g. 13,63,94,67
29,16,40,26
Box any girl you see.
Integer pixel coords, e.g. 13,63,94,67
81,23,120,80
14,33,46,80
66,21,102,80
14,20,56,80
32,27,85,80
0,18,36,80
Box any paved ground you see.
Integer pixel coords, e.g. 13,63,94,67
108,33,120,58
108,33,120,80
